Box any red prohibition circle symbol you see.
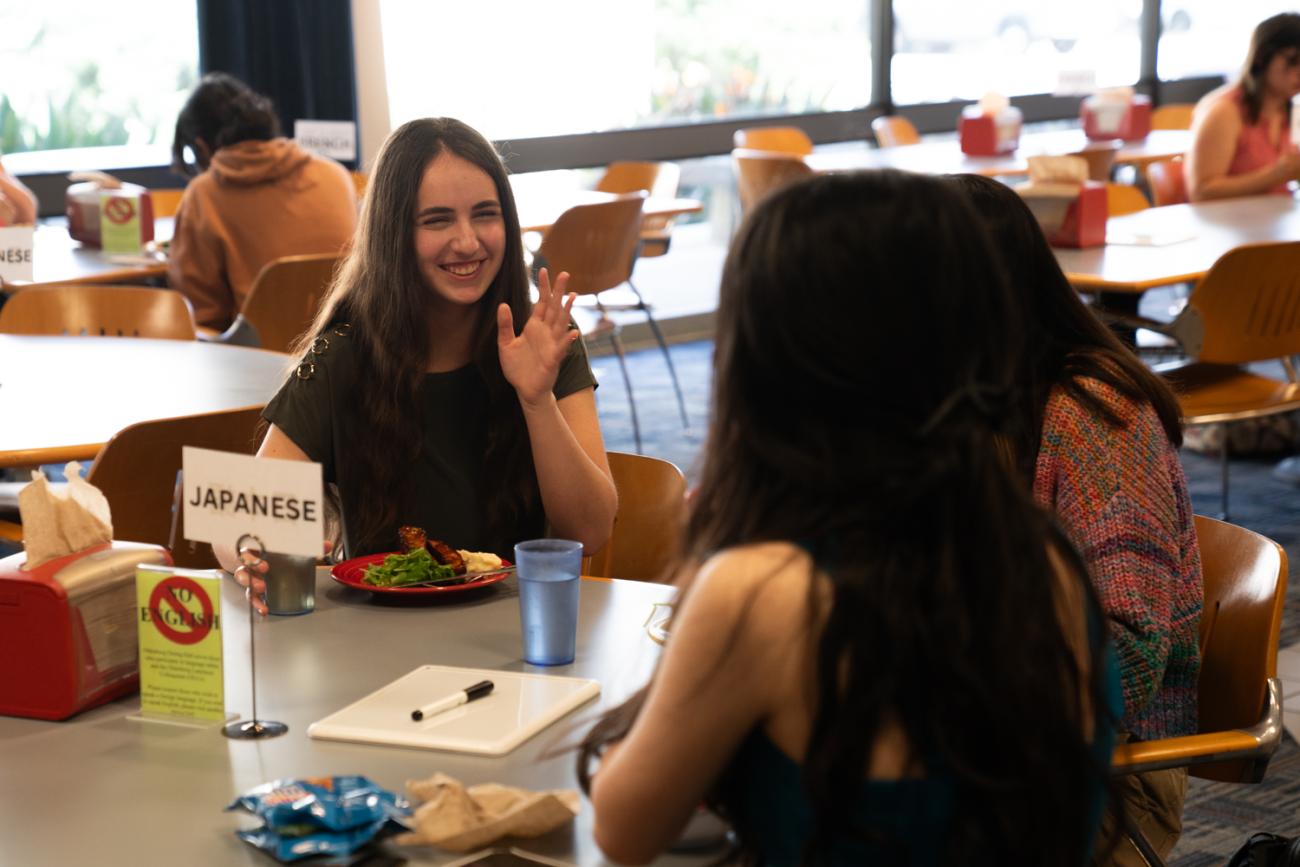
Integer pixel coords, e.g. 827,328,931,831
148,576,214,645
103,197,135,224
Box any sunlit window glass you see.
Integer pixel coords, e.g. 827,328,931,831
380,0,871,141
1158,2,1290,81
0,1,198,154
891,0,1141,105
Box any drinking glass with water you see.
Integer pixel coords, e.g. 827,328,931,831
514,539,582,666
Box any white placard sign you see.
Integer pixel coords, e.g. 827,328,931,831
0,225,34,281
1055,69,1097,97
294,119,357,161
182,447,323,558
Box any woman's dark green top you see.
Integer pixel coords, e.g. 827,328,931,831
262,325,597,558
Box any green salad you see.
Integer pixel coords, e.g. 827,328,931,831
362,548,458,587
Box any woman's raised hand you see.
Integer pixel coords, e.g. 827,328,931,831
497,267,579,409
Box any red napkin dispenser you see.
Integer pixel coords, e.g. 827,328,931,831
0,541,171,720
1019,181,1108,249
65,183,155,249
959,105,1022,156
1082,94,1152,141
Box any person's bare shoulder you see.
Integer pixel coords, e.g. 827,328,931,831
691,542,823,645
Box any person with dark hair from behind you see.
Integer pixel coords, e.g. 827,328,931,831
1186,12,1300,201
579,169,1121,866
952,174,1202,867
224,117,616,615
167,72,357,331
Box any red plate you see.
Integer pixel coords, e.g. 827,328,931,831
330,553,513,595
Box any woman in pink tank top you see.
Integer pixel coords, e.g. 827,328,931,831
1187,13,1300,201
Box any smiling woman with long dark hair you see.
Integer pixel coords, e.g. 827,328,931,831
223,118,617,613
578,170,1121,866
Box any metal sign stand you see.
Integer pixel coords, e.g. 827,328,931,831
222,533,288,740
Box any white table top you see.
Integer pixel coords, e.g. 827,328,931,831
0,569,697,865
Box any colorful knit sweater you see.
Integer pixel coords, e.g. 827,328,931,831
1033,377,1202,740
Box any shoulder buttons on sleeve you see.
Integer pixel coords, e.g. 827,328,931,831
295,323,350,381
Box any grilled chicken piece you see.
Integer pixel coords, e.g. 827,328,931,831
425,538,467,575
398,526,427,553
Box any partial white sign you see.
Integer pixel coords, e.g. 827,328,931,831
1055,69,1097,97
0,225,34,281
182,447,324,558
294,119,357,161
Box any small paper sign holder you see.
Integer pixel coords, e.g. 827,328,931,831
222,532,288,740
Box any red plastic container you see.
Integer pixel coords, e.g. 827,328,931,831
0,542,170,720
1082,94,1152,142
959,105,1022,156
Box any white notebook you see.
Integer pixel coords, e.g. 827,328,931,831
307,665,600,756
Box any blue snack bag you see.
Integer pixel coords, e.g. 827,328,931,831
227,775,409,862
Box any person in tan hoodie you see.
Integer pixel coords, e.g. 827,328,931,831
168,73,357,331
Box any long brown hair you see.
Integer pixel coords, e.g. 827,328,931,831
580,171,1116,864
291,117,536,556
1239,12,1300,124
948,173,1183,480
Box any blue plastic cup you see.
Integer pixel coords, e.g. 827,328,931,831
514,539,582,665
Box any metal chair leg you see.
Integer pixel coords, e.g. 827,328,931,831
1220,422,1230,521
1121,817,1167,867
605,325,642,454
628,280,689,429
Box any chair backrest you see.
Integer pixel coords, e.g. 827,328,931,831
1192,514,1287,781
1152,103,1195,131
1067,140,1122,181
1146,158,1188,206
237,253,341,354
871,115,920,148
585,452,687,582
1104,182,1150,217
351,171,368,198
0,285,196,339
535,194,646,297
1184,241,1300,364
733,148,815,213
732,126,814,155
149,188,185,219
86,406,265,568
596,161,663,195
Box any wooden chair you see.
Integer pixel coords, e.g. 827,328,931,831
1104,182,1150,217
585,452,687,582
732,148,814,214
535,193,686,453
1112,515,1286,866
1151,103,1195,131
351,171,368,198
216,253,340,354
596,161,683,258
0,285,196,340
0,407,265,567
1067,140,1122,182
1147,158,1189,206
1155,242,1300,518
732,126,814,156
871,115,920,148
148,188,185,218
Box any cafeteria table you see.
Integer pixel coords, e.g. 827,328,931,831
807,128,1191,178
515,190,703,234
0,335,289,468
0,568,711,866
1,218,174,291
1055,194,1300,293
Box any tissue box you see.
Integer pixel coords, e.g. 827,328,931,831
1019,181,1108,249
0,541,170,720
65,183,155,249
959,105,1022,156
1082,94,1151,141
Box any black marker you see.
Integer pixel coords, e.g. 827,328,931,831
411,680,494,721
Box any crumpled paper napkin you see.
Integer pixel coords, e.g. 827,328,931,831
17,462,112,568
395,772,579,852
